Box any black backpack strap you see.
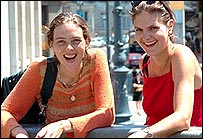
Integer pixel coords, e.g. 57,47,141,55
38,57,58,123
142,54,150,77
40,57,57,105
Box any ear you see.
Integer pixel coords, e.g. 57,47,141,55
86,38,90,49
49,41,54,51
167,19,174,32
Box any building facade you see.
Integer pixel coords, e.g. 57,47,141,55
1,1,42,80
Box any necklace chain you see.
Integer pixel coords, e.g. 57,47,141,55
57,61,84,101
57,61,84,88
58,73,77,88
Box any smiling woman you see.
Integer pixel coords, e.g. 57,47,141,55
127,1,202,138
1,11,115,138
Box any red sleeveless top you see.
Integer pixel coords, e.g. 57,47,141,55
142,57,202,126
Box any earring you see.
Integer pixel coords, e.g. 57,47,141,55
168,29,173,36
85,47,88,54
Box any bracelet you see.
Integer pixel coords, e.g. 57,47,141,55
11,125,23,131
141,127,153,138
10,125,23,137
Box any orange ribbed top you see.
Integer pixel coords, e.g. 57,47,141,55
1,48,115,138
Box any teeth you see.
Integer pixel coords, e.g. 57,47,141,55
145,41,156,45
64,54,76,59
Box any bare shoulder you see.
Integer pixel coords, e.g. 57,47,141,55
173,43,193,53
171,44,197,63
172,44,202,89
171,44,200,74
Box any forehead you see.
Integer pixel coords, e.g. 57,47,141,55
133,11,162,28
54,22,83,38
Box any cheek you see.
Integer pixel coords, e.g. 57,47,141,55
54,49,62,59
78,41,88,50
156,30,168,42
134,35,144,48
135,34,141,42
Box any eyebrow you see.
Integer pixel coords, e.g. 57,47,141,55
134,26,139,29
54,37,65,40
54,36,81,40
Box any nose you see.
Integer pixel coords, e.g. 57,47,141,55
66,43,74,50
142,31,152,40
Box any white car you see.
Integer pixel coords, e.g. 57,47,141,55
89,37,106,48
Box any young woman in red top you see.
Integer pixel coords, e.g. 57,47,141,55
127,1,202,138
1,12,115,138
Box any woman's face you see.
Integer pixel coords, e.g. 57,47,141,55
52,22,88,70
133,11,171,56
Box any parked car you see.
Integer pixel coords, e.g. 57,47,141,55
89,37,106,48
125,52,142,69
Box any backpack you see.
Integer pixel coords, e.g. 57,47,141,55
142,54,150,77
1,57,58,124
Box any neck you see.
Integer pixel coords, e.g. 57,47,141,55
150,45,175,75
153,44,175,67
57,61,84,88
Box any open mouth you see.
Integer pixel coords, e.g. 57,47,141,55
144,41,157,47
63,54,77,60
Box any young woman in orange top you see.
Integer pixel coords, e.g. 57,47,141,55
1,12,115,138
127,1,202,138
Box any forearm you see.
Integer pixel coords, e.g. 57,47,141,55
128,112,190,138
69,107,114,138
1,110,22,138
150,112,190,137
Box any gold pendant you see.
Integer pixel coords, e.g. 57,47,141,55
70,95,76,101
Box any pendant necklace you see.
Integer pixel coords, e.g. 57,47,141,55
58,74,77,101
57,62,84,102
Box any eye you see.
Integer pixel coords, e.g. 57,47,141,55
56,40,65,45
135,28,142,32
150,26,159,31
71,39,82,45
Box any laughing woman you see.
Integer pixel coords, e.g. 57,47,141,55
1,11,115,138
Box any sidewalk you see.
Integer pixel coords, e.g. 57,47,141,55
128,100,146,125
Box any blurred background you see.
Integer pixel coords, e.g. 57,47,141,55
1,1,202,77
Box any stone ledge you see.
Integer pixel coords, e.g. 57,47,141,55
86,125,202,138
22,124,202,138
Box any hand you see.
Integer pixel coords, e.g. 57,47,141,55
35,120,72,138
11,126,29,138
